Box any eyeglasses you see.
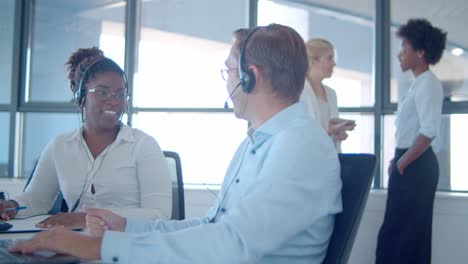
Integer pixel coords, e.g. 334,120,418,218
88,88,128,101
220,68,238,81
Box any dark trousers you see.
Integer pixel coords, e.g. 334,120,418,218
376,147,439,264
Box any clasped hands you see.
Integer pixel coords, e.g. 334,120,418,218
85,208,127,236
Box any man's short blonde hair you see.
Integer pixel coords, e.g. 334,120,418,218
233,24,308,102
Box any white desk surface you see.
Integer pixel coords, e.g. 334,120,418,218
1,215,85,238
0,215,50,239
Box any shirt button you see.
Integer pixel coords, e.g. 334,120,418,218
235,179,240,183
250,149,256,155
220,208,226,213
112,256,119,262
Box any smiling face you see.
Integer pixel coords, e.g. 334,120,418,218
82,71,127,132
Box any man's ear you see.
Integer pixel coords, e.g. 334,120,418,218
249,65,261,84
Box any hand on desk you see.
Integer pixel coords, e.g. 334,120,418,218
9,226,102,261
85,208,126,237
36,212,86,229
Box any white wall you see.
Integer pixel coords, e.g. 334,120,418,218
0,179,25,200
349,190,468,263
3,179,468,264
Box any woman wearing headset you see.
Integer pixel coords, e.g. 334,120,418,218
0,47,172,228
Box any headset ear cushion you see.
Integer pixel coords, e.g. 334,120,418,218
75,85,86,107
74,88,82,106
242,69,256,93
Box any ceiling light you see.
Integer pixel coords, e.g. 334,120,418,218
451,48,464,56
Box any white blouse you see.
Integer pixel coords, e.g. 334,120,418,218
395,70,443,149
300,82,341,152
14,124,172,220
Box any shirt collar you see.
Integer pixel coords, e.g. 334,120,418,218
114,124,135,143
410,70,431,90
65,123,135,144
247,102,307,148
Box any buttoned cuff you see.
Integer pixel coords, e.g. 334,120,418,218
101,230,135,263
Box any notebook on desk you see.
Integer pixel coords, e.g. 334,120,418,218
0,239,80,263
0,215,45,234
0,215,83,234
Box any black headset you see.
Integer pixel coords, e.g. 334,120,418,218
238,26,262,94
74,58,128,107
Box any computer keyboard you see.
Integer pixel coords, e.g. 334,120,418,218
0,239,80,263
0,239,33,262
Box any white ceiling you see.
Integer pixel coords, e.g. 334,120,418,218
302,0,468,49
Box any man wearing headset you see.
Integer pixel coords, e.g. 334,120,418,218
11,24,342,264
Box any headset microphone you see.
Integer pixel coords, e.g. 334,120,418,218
223,81,242,109
224,26,264,109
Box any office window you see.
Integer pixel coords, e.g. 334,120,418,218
258,0,376,155
0,0,15,104
382,115,395,189
0,113,9,177
133,112,247,185
448,114,468,191
382,114,468,191
258,0,375,107
22,113,80,178
340,113,374,154
134,0,246,108
26,0,125,103
390,1,468,103
387,1,468,192
133,0,247,184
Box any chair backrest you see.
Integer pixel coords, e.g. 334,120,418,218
163,151,185,220
322,153,376,264
24,160,68,214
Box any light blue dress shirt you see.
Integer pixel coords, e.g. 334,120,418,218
101,102,342,264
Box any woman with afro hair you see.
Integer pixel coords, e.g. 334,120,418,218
376,19,447,264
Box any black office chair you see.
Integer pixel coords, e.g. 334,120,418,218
163,151,185,220
24,159,68,214
322,153,376,264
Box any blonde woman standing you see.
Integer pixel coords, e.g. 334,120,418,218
301,38,355,152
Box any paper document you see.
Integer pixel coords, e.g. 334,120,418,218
0,215,82,233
